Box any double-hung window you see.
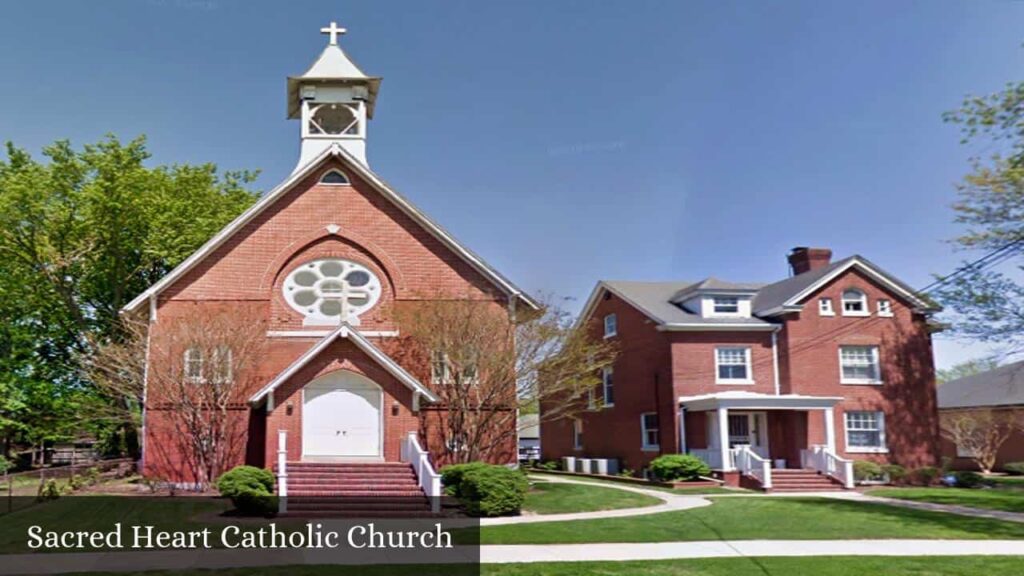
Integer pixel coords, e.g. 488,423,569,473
839,345,881,384
641,413,660,450
845,411,887,452
573,420,583,450
877,299,893,317
716,347,752,384
604,314,617,338
841,289,868,316
602,367,614,407
712,296,740,315
184,347,204,382
819,298,834,316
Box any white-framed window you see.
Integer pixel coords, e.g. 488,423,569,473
841,289,868,316
319,169,350,185
712,296,740,315
602,367,614,407
844,411,887,452
819,298,835,316
839,345,881,384
877,299,893,317
573,419,583,450
587,385,597,410
604,313,617,338
641,412,660,450
715,347,753,384
210,346,232,384
283,258,382,326
430,350,478,384
184,347,204,382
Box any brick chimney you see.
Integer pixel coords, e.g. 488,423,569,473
788,247,832,276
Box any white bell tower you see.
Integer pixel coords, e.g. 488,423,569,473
287,22,381,171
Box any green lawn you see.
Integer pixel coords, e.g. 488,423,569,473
62,557,1024,576
477,496,1024,544
869,487,1024,513
523,482,661,514
988,476,1024,488
527,474,741,495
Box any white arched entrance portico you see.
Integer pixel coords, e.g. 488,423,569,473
301,370,383,460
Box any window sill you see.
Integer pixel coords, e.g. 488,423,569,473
604,332,617,339
716,379,755,385
877,313,894,318
820,311,835,317
840,380,884,386
641,446,661,452
603,404,615,409
846,447,889,454
841,311,870,317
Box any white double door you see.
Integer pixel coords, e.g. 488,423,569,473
302,371,382,458
728,412,769,459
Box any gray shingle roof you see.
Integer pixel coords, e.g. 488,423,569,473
603,281,775,326
750,256,856,314
938,361,1024,409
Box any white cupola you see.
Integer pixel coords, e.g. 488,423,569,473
287,22,381,171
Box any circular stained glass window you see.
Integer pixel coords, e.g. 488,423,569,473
283,258,382,326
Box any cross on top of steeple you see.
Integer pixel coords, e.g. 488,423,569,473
320,21,347,46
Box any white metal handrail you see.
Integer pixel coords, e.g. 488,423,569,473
733,445,772,489
801,444,854,489
276,429,288,514
689,448,735,471
401,431,442,513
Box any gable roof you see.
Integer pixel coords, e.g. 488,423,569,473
248,323,438,405
122,144,538,314
671,277,766,302
938,361,1024,410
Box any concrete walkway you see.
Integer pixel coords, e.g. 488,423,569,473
848,492,1024,524
2,539,1024,574
479,474,711,526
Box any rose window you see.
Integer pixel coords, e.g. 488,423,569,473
283,259,381,326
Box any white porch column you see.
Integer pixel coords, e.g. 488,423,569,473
824,407,836,453
717,407,731,470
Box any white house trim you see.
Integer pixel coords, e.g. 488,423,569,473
267,330,400,339
677,391,842,412
657,323,778,332
780,257,933,313
248,323,438,405
122,144,538,315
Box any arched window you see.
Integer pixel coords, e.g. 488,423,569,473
283,258,381,326
319,170,350,185
841,289,868,315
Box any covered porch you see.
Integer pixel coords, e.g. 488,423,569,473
679,391,854,490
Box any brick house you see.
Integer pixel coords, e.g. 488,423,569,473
939,361,1024,472
122,24,535,504
541,248,942,490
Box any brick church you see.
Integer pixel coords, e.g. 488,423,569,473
125,23,535,499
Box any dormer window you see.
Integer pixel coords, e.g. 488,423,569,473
841,289,868,316
712,296,740,315
319,169,350,185
604,314,617,338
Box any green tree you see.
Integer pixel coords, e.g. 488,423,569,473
0,135,259,460
937,78,1024,348
936,357,1001,385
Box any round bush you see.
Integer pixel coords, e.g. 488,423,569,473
853,460,883,482
234,490,279,517
954,471,985,488
459,465,528,517
440,462,489,498
880,463,907,484
912,466,940,486
649,454,711,482
1004,462,1024,476
217,465,274,500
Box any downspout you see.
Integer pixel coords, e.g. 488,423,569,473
139,295,156,473
771,327,781,396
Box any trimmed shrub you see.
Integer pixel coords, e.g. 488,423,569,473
954,471,984,488
881,464,907,484
853,460,883,482
912,466,940,486
459,465,528,517
37,479,64,501
217,465,276,517
649,455,711,482
0,455,11,474
1005,462,1024,476
440,462,489,498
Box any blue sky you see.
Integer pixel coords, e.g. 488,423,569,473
2,1,1022,369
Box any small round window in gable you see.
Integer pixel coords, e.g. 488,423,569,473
283,258,381,326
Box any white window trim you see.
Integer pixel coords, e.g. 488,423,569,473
839,345,883,385
841,289,870,317
602,367,614,408
819,298,835,317
641,412,660,451
318,168,351,186
877,299,893,318
714,346,755,385
844,410,888,453
573,420,583,450
184,347,204,383
604,313,617,338
711,296,742,317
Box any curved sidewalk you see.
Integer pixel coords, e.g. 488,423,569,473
480,474,712,526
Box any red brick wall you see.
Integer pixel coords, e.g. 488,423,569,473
940,408,1024,472
142,155,517,483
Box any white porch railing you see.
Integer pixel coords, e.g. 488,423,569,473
801,444,854,489
733,445,772,489
276,429,288,514
689,448,735,471
401,431,442,513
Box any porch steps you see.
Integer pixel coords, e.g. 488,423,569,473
767,469,845,492
276,462,435,517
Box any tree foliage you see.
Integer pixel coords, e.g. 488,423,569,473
0,135,259,461
936,357,1001,385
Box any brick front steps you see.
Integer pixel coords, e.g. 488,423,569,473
276,462,435,517
766,469,846,492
